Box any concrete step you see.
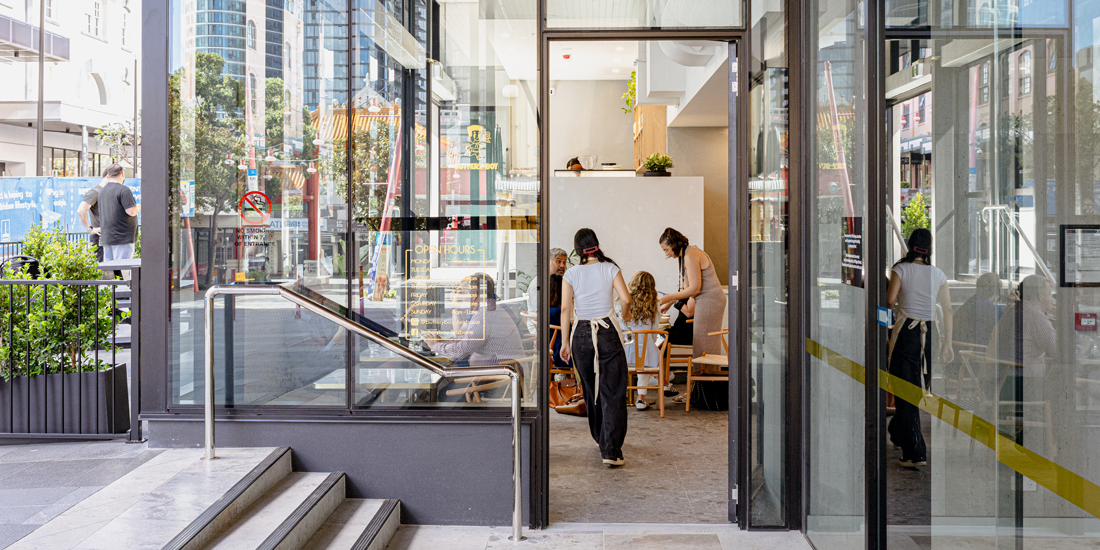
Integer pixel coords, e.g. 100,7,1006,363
301,499,400,550
201,471,345,550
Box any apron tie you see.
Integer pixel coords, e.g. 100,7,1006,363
570,308,625,404
888,308,932,395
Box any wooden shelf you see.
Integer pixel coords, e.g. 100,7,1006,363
632,105,667,170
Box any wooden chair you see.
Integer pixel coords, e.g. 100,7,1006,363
625,329,671,417
952,341,987,401
711,328,729,353
518,312,537,353
686,353,729,412
444,356,535,404
548,324,573,378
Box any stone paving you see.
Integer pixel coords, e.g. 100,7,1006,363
0,441,160,549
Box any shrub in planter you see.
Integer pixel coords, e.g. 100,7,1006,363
0,226,129,434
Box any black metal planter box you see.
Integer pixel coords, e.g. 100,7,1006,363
0,364,129,435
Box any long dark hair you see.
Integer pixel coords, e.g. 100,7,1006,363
574,228,618,267
548,273,564,308
659,227,690,286
894,228,932,267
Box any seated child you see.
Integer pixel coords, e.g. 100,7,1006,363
623,271,662,411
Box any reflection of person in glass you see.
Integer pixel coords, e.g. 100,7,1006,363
990,275,1057,381
372,273,390,301
885,228,954,468
422,273,525,368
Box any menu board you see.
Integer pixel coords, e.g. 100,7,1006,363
1061,225,1100,287
404,244,486,340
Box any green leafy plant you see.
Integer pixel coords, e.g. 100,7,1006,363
621,71,636,114
0,226,123,379
901,192,930,239
642,153,674,172
899,180,911,189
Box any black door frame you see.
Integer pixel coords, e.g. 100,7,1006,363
534,13,754,528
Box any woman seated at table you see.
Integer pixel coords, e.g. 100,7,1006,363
423,273,526,368
547,273,571,373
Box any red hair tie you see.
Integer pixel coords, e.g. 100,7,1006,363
582,246,599,255
913,246,929,255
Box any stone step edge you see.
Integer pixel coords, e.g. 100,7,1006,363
163,446,294,550
350,499,401,550
259,472,347,550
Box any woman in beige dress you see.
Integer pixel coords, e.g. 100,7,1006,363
656,227,725,361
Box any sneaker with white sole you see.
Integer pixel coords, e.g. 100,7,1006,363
898,458,928,468
602,456,625,467
634,400,649,411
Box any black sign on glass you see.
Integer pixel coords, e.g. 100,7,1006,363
841,216,864,288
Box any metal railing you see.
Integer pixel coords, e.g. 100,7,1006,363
0,270,141,443
203,284,525,541
980,205,1056,285
0,233,91,259
886,206,908,254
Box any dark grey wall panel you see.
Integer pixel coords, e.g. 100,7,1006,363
148,419,531,526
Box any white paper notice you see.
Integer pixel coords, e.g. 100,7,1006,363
1065,227,1100,284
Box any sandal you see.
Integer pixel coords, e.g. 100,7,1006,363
672,394,687,404
663,385,679,397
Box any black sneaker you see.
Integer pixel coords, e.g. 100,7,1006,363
663,385,679,397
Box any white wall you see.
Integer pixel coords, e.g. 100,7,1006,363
549,80,634,170
550,176,703,294
668,126,729,282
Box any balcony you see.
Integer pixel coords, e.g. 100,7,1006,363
0,14,70,63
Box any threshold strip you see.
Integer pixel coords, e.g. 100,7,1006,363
805,337,1100,521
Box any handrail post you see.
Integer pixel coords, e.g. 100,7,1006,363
204,288,217,460
510,370,524,542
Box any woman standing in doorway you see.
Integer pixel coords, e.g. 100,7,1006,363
886,228,954,468
656,228,725,360
560,228,632,467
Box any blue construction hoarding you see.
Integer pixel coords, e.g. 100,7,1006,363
0,177,141,242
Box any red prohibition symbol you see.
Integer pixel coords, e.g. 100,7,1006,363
239,191,272,225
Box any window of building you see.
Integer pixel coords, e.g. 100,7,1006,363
902,101,910,129
917,93,926,125
122,11,128,48
250,73,257,112
46,0,53,20
87,1,101,37
248,20,257,49
285,42,292,71
1019,50,1032,96
979,61,990,104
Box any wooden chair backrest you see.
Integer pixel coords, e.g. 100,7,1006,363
630,329,670,373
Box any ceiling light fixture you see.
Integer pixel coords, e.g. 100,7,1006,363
306,162,317,174
615,47,624,51
502,33,510,37
614,58,621,62
612,69,620,73
368,98,381,113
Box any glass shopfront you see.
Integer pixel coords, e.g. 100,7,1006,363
147,0,1100,539
168,0,539,410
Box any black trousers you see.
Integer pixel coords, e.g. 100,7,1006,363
887,320,934,461
572,319,628,459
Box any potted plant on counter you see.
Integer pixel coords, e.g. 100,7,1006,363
642,153,674,177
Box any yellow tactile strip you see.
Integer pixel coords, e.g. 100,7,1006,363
806,337,1100,520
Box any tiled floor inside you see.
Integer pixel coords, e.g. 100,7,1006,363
386,524,811,550
0,441,160,549
549,393,729,524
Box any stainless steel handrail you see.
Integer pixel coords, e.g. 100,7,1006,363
204,284,525,542
980,205,1056,285
886,206,908,254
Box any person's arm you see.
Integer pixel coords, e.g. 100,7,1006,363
559,280,574,363
937,282,954,363
122,188,140,217
886,271,902,308
658,251,703,307
682,297,696,318
126,204,141,217
77,201,94,232
613,271,632,322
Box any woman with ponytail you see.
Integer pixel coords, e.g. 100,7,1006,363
885,228,954,468
560,228,633,467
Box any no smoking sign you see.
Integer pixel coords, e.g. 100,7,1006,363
239,191,272,226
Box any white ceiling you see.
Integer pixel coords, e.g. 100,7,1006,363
549,41,638,80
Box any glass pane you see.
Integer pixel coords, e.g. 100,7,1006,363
169,0,540,410
806,0,867,546
749,0,788,527
546,0,742,29
881,2,1100,548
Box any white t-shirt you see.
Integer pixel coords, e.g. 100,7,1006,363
563,262,620,320
892,262,948,321
526,275,538,334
